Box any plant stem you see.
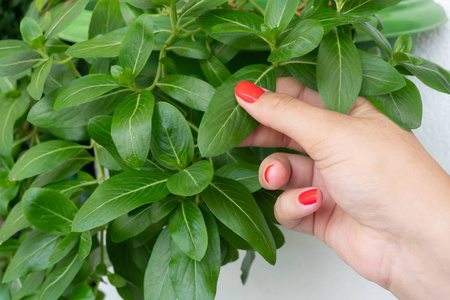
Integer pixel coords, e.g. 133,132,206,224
147,18,197,91
236,0,249,10
53,56,73,65
248,0,265,16
187,121,199,132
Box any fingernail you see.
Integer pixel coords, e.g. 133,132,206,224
264,163,275,183
299,189,318,205
235,81,265,104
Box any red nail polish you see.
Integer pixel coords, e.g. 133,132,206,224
299,189,318,205
235,81,265,104
264,164,275,183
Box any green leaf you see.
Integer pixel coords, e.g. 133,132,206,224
45,0,90,40
394,34,413,54
108,273,127,288
181,0,227,18
66,27,127,58
88,116,131,171
119,14,154,78
0,40,31,58
354,22,393,60
264,0,300,35
144,228,176,300
72,171,170,232
46,38,70,54
311,8,370,34
48,232,80,266
11,271,45,300
196,10,268,50
22,188,78,235
148,195,179,223
168,40,210,60
69,283,95,300
167,160,214,197
200,56,231,88
254,189,279,224
28,88,133,129
89,0,125,39
0,172,19,215
38,252,84,300
240,251,255,285
106,233,145,294
31,150,93,188
217,220,252,250
401,56,450,94
112,92,154,169
268,19,323,63
359,50,405,96
45,179,97,198
198,65,276,157
20,17,43,44
268,222,285,249
27,55,53,100
131,216,168,248
0,51,45,77
169,207,221,300
110,206,152,243
340,0,401,15
201,176,276,264
152,0,179,5
220,238,239,266
0,94,29,157
9,140,84,181
285,54,318,90
0,203,30,243
215,163,261,193
317,30,362,113
367,78,422,130
54,74,120,110
169,200,208,261
79,231,92,260
150,102,194,170
3,231,62,283
158,75,216,112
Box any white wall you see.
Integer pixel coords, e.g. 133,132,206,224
103,1,450,298
216,1,450,299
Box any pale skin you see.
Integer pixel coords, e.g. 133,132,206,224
234,77,450,299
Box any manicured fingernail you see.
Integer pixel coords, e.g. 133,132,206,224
264,164,275,183
235,81,265,104
298,189,318,205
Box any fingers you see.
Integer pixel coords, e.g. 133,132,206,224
235,81,347,155
274,188,322,233
259,153,314,190
275,77,325,109
238,124,305,152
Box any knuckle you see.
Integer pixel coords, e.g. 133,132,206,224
263,92,298,112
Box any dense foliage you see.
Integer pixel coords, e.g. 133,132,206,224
0,0,449,299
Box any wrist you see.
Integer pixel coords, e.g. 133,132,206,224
388,193,450,300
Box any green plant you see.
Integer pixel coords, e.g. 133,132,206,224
0,0,449,299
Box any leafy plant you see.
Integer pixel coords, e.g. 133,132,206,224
0,0,449,299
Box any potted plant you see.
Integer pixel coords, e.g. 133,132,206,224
0,0,449,299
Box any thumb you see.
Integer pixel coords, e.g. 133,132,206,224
235,81,348,154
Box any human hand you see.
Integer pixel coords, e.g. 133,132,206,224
234,77,450,300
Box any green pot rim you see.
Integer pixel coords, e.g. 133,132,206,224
356,0,448,42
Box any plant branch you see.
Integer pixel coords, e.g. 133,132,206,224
248,0,265,16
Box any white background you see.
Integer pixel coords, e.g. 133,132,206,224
103,0,450,299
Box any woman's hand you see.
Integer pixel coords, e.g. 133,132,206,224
235,77,450,300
